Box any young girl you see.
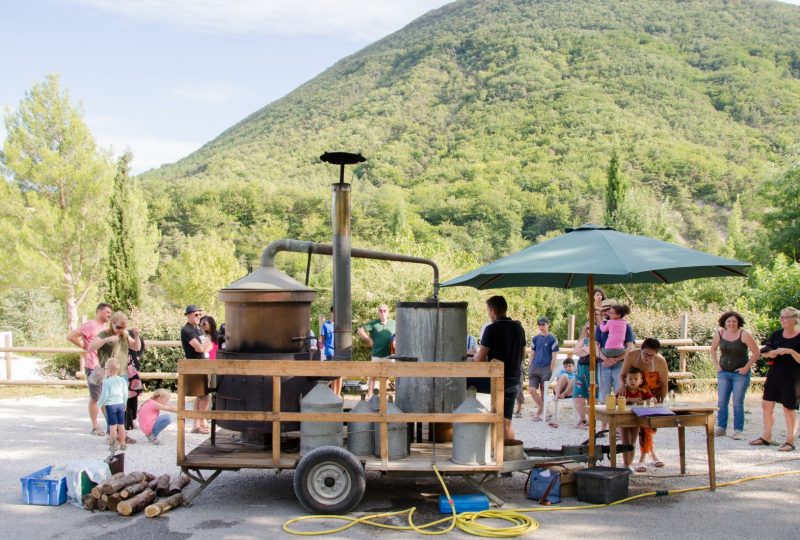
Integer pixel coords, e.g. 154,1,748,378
96,359,128,453
600,304,631,358
138,388,177,445
620,367,653,472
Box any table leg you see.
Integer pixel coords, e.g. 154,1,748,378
706,414,716,491
678,425,686,475
609,417,617,468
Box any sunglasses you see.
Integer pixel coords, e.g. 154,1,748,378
112,324,126,330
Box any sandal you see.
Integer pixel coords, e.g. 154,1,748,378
650,460,665,468
778,442,795,452
90,427,106,436
547,421,559,429
635,464,647,473
749,437,773,446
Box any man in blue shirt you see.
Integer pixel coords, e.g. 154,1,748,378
319,306,341,396
528,316,560,421
595,299,636,401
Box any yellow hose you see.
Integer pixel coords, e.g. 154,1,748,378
283,468,800,537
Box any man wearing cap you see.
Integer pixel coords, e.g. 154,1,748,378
595,299,636,401
528,316,559,421
471,295,526,440
181,305,214,433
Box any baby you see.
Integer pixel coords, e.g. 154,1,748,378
138,388,177,445
96,359,128,453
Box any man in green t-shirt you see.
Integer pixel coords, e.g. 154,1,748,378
357,304,396,399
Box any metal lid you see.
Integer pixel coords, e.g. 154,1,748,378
221,266,314,292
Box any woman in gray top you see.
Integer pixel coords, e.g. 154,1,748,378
709,311,760,440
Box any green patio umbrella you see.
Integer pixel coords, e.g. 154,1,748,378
443,224,751,462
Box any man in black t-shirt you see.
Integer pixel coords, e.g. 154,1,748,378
181,305,214,433
472,295,526,440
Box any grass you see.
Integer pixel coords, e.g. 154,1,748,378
0,386,87,399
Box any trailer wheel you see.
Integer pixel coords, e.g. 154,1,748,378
293,446,365,514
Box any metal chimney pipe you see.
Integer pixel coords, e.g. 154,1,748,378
321,152,366,361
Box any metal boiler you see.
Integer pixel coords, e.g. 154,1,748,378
451,387,492,465
300,381,344,456
214,265,318,436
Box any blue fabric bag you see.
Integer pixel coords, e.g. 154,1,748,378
526,468,561,504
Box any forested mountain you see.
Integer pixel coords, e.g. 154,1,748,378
140,0,800,291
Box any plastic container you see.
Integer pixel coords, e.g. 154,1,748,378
106,453,124,475
438,493,489,514
20,466,68,506
575,466,631,504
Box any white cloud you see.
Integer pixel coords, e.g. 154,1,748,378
172,82,238,103
69,0,453,41
96,133,202,173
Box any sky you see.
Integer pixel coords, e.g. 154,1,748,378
0,0,453,173
2,0,798,174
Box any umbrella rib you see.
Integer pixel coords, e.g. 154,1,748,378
719,266,748,277
477,274,503,290
564,274,574,289
651,270,669,283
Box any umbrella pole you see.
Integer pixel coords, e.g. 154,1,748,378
587,275,596,466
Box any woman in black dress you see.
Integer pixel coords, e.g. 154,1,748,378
750,307,800,452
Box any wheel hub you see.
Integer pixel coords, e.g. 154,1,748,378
307,461,351,505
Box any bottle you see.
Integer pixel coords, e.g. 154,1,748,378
617,395,627,411
668,390,676,406
606,393,617,411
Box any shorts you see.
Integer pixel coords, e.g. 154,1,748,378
371,356,394,362
86,367,102,401
601,347,626,358
105,403,125,426
572,363,597,399
528,366,552,389
504,384,521,420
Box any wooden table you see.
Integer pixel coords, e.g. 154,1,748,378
595,405,716,490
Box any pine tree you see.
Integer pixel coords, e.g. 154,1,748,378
605,151,627,229
104,152,140,311
722,197,746,260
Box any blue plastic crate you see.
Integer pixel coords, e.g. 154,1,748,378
20,466,67,506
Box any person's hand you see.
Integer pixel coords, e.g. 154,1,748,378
130,327,140,337
736,366,750,375
602,356,616,368
76,370,85,379
106,335,120,344
774,348,791,356
762,349,778,359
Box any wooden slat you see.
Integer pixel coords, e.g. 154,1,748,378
179,411,500,423
379,379,388,468
493,375,504,468
272,376,281,467
178,359,503,378
177,373,186,463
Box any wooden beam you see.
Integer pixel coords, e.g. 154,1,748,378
178,411,500,423
272,376,281,467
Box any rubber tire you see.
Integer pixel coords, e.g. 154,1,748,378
293,446,366,514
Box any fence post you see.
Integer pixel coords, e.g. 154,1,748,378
4,333,12,381
567,315,575,342
679,313,689,373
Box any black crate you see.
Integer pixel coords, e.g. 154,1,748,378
575,466,631,504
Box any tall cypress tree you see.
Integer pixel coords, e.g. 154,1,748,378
605,151,627,228
104,152,140,311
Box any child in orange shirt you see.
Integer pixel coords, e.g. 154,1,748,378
621,368,653,471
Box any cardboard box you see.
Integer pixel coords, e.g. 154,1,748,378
549,461,586,498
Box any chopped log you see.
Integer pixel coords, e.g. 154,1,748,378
91,472,126,498
102,471,148,495
166,474,190,496
155,474,171,496
147,478,159,491
83,494,96,511
121,480,149,499
145,493,184,518
143,472,156,482
96,497,108,512
104,493,121,512
117,488,157,516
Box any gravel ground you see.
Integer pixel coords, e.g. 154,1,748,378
0,391,798,539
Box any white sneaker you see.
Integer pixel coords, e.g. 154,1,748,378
732,431,743,440
714,427,726,437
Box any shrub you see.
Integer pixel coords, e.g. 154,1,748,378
38,353,81,380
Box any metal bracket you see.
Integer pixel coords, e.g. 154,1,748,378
463,474,504,507
182,468,223,507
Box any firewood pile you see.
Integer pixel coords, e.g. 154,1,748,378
82,472,190,517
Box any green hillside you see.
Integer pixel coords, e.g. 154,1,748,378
141,0,800,264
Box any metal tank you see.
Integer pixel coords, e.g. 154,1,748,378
395,302,468,417
374,397,409,459
214,265,318,436
451,387,492,466
300,381,344,456
346,394,374,456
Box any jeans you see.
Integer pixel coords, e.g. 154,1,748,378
598,361,623,401
151,415,172,438
717,370,750,432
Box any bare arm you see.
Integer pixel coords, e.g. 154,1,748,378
356,327,373,347
152,400,178,413
89,334,117,351
739,330,760,374
188,337,212,353
127,329,141,352
618,350,636,393
709,331,721,371
66,328,83,349
473,345,489,363
657,355,669,400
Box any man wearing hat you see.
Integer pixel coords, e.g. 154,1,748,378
528,316,559,421
181,305,214,433
595,299,636,401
